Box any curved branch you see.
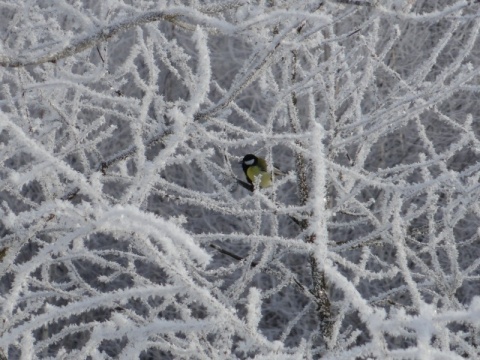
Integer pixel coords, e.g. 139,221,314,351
0,8,235,68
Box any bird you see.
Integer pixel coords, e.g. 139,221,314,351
241,154,282,189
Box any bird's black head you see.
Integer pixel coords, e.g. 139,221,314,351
242,154,258,172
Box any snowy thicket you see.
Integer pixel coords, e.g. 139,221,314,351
1,0,480,358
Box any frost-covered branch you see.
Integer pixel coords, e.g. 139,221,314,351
1,0,480,358
0,7,234,68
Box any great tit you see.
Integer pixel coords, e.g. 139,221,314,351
242,154,282,189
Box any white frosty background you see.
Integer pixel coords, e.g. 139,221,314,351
1,0,480,359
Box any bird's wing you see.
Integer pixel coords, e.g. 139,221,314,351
258,157,285,176
257,157,269,172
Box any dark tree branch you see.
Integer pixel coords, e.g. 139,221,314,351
288,48,333,345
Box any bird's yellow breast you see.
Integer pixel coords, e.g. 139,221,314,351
247,167,272,188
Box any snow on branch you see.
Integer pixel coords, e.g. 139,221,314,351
0,7,234,68
1,0,480,358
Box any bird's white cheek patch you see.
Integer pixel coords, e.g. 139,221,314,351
244,159,255,165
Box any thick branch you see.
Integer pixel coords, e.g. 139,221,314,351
288,50,332,345
0,8,234,68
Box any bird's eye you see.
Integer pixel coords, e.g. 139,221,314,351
244,159,255,165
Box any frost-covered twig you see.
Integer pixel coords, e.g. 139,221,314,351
0,8,235,68
2,0,480,358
